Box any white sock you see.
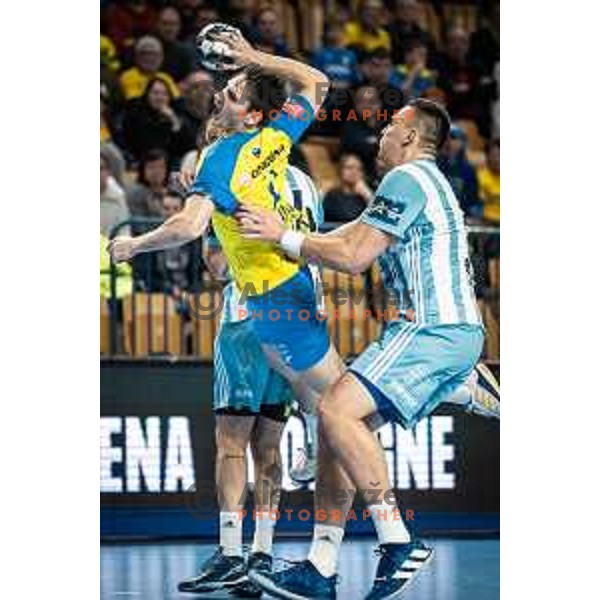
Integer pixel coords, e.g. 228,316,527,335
304,413,318,457
308,524,344,577
220,511,243,557
368,503,411,544
252,510,277,555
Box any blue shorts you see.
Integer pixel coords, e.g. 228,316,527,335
214,319,294,421
349,321,484,430
246,266,330,371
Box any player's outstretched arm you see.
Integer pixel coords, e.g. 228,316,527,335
237,205,391,275
216,29,329,108
108,195,215,263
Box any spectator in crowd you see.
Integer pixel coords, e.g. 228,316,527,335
173,0,207,40
359,50,404,116
119,35,180,100
477,139,500,224
228,0,259,38
438,125,481,218
250,6,290,56
388,0,435,64
188,2,220,43
154,192,202,295
122,77,195,162
100,233,133,299
126,149,170,219
490,61,499,139
437,25,484,125
323,154,373,223
343,0,391,53
101,141,127,188
101,152,131,238
102,0,157,52
340,86,383,186
395,39,436,100
312,21,358,89
154,6,195,82
101,36,125,125
469,1,500,76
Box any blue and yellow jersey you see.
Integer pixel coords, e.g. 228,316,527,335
191,94,315,296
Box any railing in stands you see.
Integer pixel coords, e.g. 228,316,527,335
101,219,499,363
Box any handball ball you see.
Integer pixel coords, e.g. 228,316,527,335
196,22,240,71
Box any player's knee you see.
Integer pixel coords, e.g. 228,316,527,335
316,391,337,428
215,425,250,456
251,439,281,471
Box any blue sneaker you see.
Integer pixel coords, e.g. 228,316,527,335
249,559,337,599
177,547,246,593
364,541,434,600
230,552,273,598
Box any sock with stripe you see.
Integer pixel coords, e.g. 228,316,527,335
308,524,344,577
220,511,243,557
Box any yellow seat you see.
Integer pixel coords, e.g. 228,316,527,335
123,293,183,356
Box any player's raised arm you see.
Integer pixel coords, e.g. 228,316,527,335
108,195,214,263
215,29,329,109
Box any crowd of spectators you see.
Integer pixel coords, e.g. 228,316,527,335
101,0,500,293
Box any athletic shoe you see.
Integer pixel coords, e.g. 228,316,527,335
177,547,246,593
250,559,337,599
364,541,434,600
466,363,500,419
230,552,273,598
290,447,317,485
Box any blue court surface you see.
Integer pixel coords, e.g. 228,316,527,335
101,537,499,600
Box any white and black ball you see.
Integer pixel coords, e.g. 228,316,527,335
195,22,239,71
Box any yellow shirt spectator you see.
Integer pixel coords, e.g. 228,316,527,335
100,234,132,299
343,21,391,52
120,67,179,100
478,140,500,224
478,168,500,223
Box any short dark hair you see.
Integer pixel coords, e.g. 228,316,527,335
407,98,451,150
486,138,500,154
243,65,288,125
138,148,169,183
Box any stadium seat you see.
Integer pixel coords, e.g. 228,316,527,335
188,290,222,360
100,298,109,354
301,138,340,192
122,293,183,356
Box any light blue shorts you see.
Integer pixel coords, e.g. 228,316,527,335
349,321,485,429
213,319,294,421
246,266,330,371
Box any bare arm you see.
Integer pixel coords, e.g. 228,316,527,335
237,206,392,275
217,30,329,108
108,195,214,262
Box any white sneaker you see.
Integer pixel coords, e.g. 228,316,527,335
289,447,317,484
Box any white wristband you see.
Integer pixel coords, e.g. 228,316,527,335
280,230,306,259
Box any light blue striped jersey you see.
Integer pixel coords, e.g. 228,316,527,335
220,166,323,324
361,159,481,326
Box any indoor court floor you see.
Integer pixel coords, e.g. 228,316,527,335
101,537,500,600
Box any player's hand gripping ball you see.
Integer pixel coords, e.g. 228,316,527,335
195,22,241,71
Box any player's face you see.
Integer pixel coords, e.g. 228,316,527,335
378,117,414,169
211,72,251,130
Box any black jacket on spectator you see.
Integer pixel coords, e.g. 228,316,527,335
340,122,381,187
323,189,367,223
122,99,195,163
